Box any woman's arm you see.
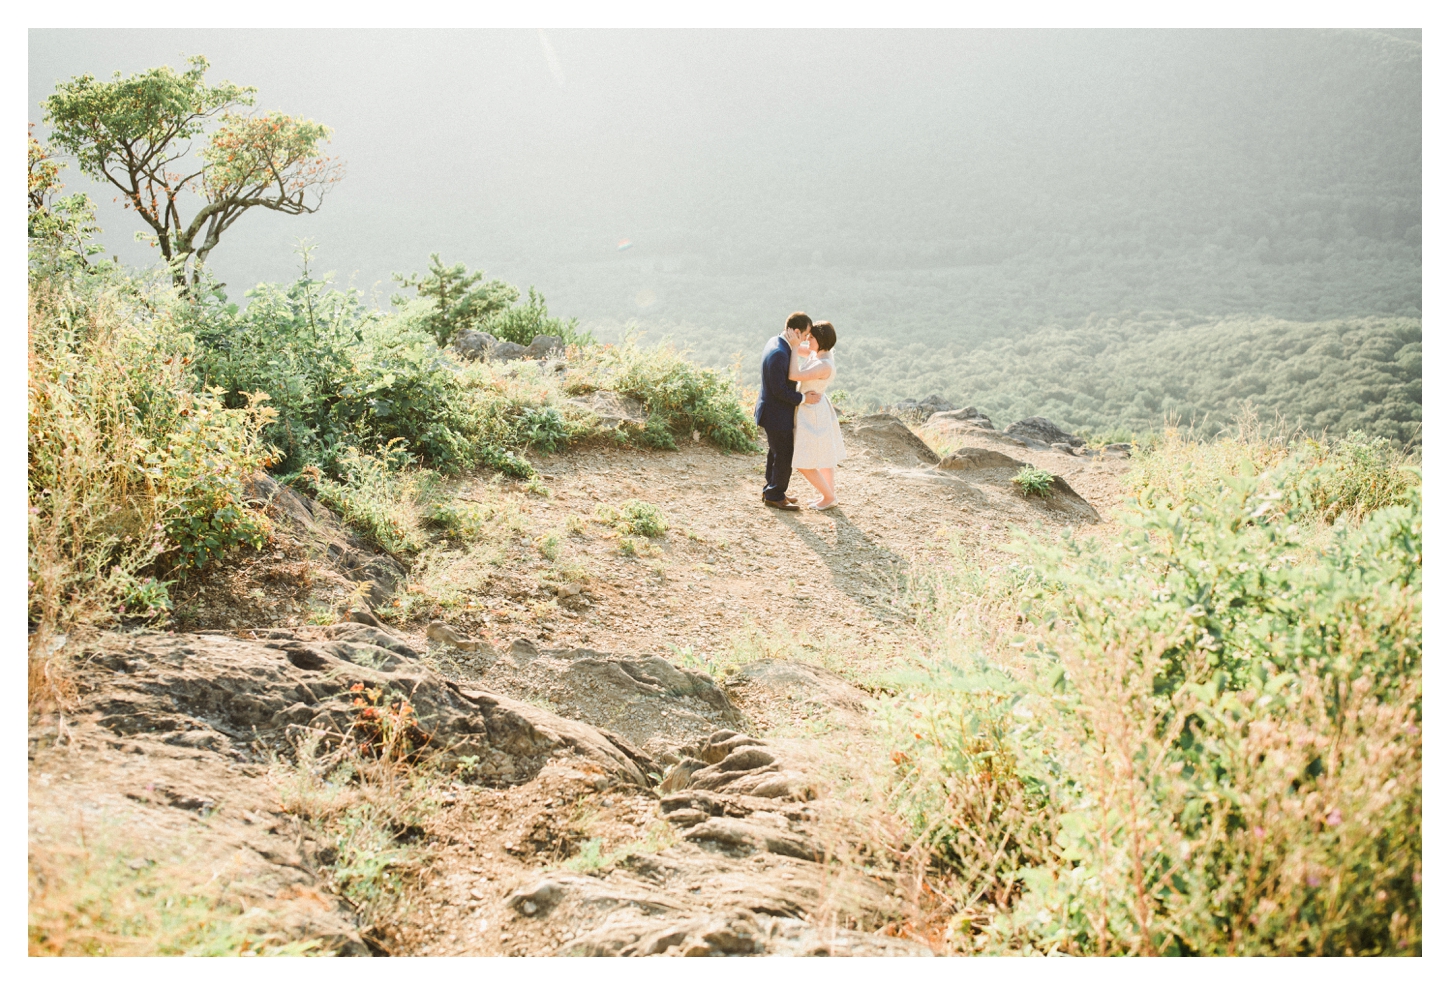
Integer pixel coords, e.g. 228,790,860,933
789,356,832,382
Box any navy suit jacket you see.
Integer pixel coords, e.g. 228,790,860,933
754,334,802,432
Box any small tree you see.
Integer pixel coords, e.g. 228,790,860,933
391,253,518,346
42,55,341,289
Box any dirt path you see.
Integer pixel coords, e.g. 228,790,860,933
425,420,1129,680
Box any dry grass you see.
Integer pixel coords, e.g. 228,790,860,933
867,426,1421,955
28,822,327,956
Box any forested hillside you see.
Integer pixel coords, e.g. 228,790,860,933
836,314,1421,444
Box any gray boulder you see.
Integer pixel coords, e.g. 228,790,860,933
490,340,529,362
927,405,995,430
892,394,955,421
937,447,1025,471
840,414,940,466
1004,416,1085,448
523,335,564,359
452,329,497,362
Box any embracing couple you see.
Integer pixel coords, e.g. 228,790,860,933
753,311,848,512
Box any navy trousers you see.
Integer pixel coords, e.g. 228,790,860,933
762,428,795,501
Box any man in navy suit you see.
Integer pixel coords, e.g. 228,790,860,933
754,311,823,511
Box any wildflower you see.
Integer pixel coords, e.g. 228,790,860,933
1325,808,1342,827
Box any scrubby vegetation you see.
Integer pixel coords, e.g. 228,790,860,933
27,164,757,670
881,425,1420,955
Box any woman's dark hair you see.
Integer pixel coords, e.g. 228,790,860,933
809,321,837,352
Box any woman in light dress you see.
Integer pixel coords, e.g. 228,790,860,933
789,320,847,510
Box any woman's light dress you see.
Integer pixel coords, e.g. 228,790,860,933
792,351,848,469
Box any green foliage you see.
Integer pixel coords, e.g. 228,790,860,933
149,391,274,569
598,337,757,452
482,286,592,347
1010,465,1054,498
888,431,1421,955
515,406,570,454
28,263,272,637
307,445,434,557
424,500,487,542
27,129,105,274
391,253,518,346
194,252,513,476
188,254,365,472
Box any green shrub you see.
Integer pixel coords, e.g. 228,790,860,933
516,406,570,454
482,286,591,347
188,260,368,473
391,253,518,346
28,268,272,646
424,500,486,541
1010,465,1055,498
598,338,757,452
151,391,274,569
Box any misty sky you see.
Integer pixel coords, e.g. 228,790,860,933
29,29,1421,338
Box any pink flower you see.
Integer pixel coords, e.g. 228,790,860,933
1253,826,1265,839
1325,809,1342,827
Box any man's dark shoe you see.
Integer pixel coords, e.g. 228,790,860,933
763,497,800,511
784,496,798,504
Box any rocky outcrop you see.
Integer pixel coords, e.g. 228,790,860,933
461,643,742,750
892,394,955,421
841,414,940,466
452,329,498,361
937,446,1026,471
926,405,995,431
452,331,564,364
1003,416,1085,449
522,335,564,360
242,473,406,612
79,628,655,787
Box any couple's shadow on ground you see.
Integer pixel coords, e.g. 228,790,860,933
767,506,906,620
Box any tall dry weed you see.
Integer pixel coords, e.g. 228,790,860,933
879,426,1420,955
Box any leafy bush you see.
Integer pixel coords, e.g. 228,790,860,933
150,391,274,569
596,338,757,452
391,253,518,346
28,269,272,650
1010,465,1054,498
887,431,1421,955
482,286,591,347
194,263,487,475
515,406,570,454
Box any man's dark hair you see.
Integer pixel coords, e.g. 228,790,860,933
809,321,837,352
785,311,812,331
